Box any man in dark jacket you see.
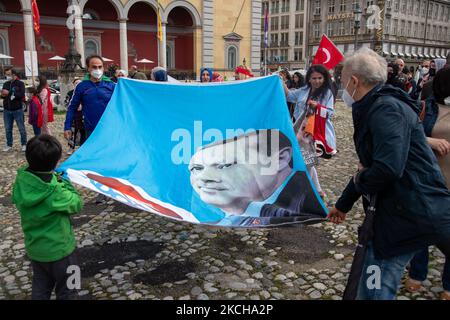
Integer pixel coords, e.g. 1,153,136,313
1,68,27,152
329,48,450,300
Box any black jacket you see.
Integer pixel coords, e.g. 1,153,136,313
2,79,25,111
260,171,326,222
335,85,450,259
217,171,327,227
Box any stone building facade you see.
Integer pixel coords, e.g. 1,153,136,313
0,0,262,77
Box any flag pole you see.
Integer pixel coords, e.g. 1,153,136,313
263,2,269,76
264,46,268,76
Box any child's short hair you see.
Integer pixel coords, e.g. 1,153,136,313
26,135,62,172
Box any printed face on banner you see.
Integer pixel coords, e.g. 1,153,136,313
188,130,292,216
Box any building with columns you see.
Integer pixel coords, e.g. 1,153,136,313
0,0,262,78
307,0,450,64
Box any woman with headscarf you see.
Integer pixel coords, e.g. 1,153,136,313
200,68,213,83
406,66,450,300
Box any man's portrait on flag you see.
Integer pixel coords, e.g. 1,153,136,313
188,129,325,226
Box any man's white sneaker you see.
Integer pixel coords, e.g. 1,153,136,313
21,145,26,152
2,146,12,152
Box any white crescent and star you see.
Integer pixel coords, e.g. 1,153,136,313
321,48,331,64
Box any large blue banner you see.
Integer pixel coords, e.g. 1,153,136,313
57,76,328,227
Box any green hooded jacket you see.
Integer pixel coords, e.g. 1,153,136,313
12,166,83,262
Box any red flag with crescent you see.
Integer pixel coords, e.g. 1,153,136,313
312,34,344,70
31,0,40,35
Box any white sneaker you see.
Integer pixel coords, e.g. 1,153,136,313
21,145,26,152
67,149,73,155
2,146,12,152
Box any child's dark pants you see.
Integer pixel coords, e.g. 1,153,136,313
31,251,78,300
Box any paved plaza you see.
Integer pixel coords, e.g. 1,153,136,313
0,103,446,300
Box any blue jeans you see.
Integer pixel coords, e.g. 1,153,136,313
32,124,41,136
357,243,418,300
3,109,27,147
409,248,450,291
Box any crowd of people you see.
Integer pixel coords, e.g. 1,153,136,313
2,49,450,300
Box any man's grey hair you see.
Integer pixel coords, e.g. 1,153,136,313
343,48,388,86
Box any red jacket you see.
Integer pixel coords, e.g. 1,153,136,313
44,87,54,123
28,88,54,128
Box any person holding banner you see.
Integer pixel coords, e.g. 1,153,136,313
200,68,213,83
283,64,337,159
64,55,115,141
281,65,337,202
328,48,450,300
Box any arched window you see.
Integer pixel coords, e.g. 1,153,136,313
84,39,99,57
227,46,237,70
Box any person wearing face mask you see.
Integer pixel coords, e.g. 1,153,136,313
63,55,115,141
1,68,27,152
421,59,447,102
414,60,431,83
328,48,450,300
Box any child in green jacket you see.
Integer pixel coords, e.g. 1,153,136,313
12,134,83,300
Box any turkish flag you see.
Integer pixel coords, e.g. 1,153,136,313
312,35,344,70
32,0,40,36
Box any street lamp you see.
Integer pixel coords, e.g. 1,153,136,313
353,3,362,51
61,0,82,73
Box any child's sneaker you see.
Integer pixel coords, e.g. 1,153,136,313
21,145,27,152
2,146,12,152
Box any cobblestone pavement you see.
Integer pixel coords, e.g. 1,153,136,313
0,104,446,300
